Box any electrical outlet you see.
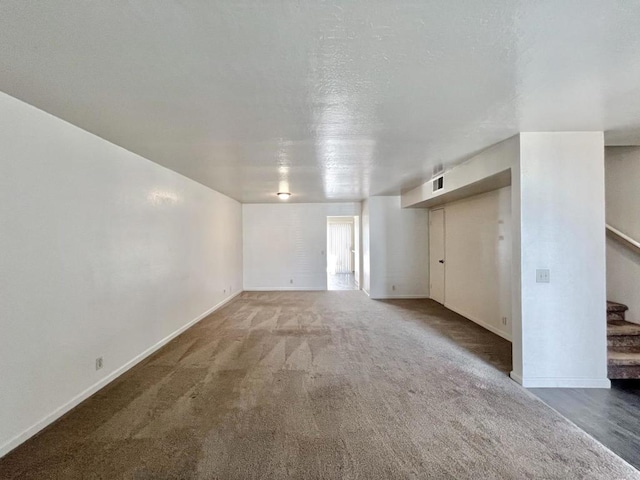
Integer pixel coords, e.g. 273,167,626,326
502,317,507,325
536,269,550,283
96,357,103,370
290,279,293,284
392,285,396,291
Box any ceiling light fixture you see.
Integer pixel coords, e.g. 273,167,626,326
277,192,291,200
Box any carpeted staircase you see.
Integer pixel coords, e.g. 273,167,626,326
607,301,640,379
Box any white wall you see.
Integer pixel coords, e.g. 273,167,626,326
0,92,243,456
362,200,371,294
605,147,640,325
514,132,608,388
402,136,517,208
368,196,429,299
354,216,361,287
242,203,361,290
440,187,512,340
403,132,608,388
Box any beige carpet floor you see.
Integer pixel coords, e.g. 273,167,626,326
1,291,638,479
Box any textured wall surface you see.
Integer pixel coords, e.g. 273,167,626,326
242,203,361,290
606,146,640,325
361,200,371,294
514,132,607,387
0,92,243,456
440,187,512,340
367,196,429,299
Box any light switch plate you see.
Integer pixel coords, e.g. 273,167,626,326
536,269,550,283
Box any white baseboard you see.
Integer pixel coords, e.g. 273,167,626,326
0,291,242,459
444,302,512,342
510,371,611,389
372,295,429,300
244,287,324,291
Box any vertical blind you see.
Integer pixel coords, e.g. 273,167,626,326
327,222,353,274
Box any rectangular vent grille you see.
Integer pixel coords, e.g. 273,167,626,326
432,176,444,192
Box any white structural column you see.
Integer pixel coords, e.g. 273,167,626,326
362,196,429,299
511,132,609,388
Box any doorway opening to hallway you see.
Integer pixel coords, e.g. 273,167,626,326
327,216,359,290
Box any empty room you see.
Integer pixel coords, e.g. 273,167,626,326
2,1,640,478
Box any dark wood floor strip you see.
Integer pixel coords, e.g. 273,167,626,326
531,380,640,470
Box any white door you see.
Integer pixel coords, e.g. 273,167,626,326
429,208,446,304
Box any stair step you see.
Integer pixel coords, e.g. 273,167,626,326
607,320,640,336
608,364,640,379
607,316,640,378
608,338,640,351
608,312,626,321
609,347,640,355
608,301,629,313
608,350,640,366
607,302,629,321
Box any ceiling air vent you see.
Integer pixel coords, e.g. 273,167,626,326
432,176,444,192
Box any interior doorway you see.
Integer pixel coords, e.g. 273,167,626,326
429,208,446,304
327,216,358,290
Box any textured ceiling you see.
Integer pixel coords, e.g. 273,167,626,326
1,1,640,202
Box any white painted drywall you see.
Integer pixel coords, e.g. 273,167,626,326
242,203,361,290
367,196,429,299
402,136,518,208
354,216,361,287
362,200,371,295
441,187,512,340
0,92,243,456
605,146,640,325
514,132,608,388
402,132,607,388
